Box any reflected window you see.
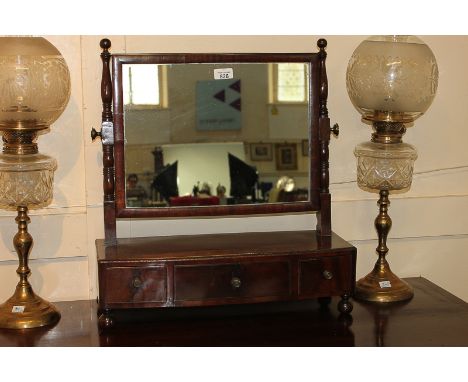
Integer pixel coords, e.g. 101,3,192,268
270,63,308,103
123,64,168,108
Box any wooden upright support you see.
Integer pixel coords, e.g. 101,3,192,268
99,38,116,243
316,38,332,236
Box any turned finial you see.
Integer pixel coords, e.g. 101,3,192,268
100,38,111,51
317,38,327,51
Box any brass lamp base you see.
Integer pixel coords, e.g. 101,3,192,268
0,206,60,329
355,258,414,303
0,284,60,329
356,190,414,303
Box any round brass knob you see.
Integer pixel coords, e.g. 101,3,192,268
132,277,142,288
91,127,102,141
331,123,339,137
231,277,241,289
323,270,333,280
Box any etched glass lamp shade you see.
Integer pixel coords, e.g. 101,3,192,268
0,37,71,131
0,37,70,329
346,35,438,124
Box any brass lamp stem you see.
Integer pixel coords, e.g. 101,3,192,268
375,190,391,270
354,190,414,303
0,206,60,329
15,206,33,294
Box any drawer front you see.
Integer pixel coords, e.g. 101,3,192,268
299,255,353,297
175,261,290,302
103,266,167,304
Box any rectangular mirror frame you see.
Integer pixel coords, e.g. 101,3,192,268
97,40,333,242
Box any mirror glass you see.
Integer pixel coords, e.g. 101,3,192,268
123,62,310,208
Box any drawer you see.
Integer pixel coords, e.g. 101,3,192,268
102,266,167,304
299,255,353,297
174,261,290,302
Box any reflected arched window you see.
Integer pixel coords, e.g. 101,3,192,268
269,63,308,104
123,64,168,108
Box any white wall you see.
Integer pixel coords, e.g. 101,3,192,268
0,35,466,303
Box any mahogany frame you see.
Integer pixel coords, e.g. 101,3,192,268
97,39,333,243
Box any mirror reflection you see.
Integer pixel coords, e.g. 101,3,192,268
123,62,310,208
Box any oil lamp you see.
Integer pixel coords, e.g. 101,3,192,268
0,37,70,328
346,35,438,302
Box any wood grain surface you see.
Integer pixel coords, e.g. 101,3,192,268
1,278,467,346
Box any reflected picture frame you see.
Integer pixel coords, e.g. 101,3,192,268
302,139,309,156
250,143,273,161
275,143,297,170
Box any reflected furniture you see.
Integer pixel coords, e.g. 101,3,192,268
92,38,356,328
169,195,220,206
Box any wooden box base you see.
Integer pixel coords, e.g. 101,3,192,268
96,230,356,328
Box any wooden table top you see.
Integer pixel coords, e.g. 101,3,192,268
0,277,467,346
96,231,355,262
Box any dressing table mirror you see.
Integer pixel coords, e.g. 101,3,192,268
92,38,356,329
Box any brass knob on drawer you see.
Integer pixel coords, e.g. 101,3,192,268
132,277,142,288
231,277,241,289
323,270,333,280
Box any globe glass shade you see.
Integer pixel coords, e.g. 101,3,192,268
346,35,438,123
0,37,71,130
